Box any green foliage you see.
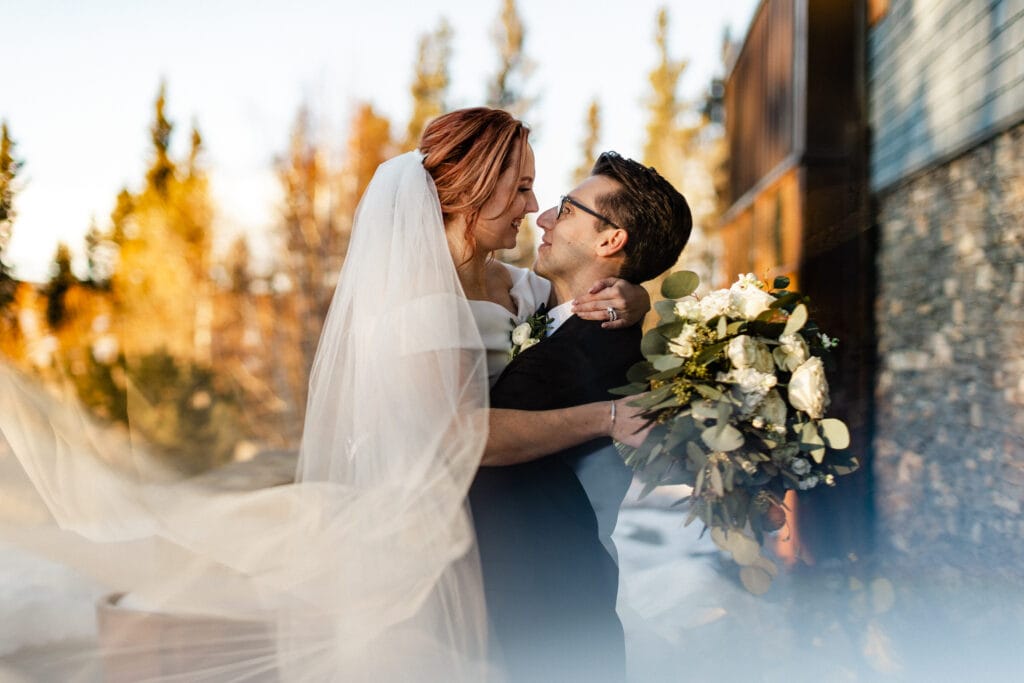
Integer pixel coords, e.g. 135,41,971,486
661,270,700,298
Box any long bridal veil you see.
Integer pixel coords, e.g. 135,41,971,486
0,151,492,681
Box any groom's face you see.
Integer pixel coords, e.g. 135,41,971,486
534,174,622,281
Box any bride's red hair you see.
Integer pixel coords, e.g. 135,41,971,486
419,107,530,260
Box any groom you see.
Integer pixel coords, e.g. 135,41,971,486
469,152,692,682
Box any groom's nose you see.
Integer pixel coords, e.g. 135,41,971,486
536,206,557,231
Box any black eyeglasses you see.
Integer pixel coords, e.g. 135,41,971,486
557,195,624,230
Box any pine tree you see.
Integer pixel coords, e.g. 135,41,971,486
45,242,76,329
0,121,21,312
572,98,602,185
404,20,453,150
146,81,176,197
225,234,252,296
486,0,535,119
642,7,689,177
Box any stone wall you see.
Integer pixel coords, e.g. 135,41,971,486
874,122,1024,580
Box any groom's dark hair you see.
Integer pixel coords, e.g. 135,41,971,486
591,152,692,284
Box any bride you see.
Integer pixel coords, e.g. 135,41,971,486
0,107,649,681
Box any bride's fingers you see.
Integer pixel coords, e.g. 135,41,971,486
571,303,631,329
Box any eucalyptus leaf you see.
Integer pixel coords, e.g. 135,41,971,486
819,418,851,449
702,423,744,452
693,466,705,498
609,382,647,396
654,299,678,322
800,421,827,463
694,384,725,401
773,275,791,289
652,354,685,371
641,329,668,357
717,316,728,339
626,361,655,384
769,291,803,310
661,270,700,299
783,303,808,337
740,566,773,595
696,340,728,365
710,465,724,497
686,441,708,467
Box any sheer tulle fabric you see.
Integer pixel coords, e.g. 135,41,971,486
0,152,492,681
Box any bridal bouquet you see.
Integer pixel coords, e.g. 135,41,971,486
614,271,858,593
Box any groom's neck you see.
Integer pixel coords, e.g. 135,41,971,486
548,265,617,307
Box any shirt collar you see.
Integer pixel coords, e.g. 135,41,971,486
547,300,575,334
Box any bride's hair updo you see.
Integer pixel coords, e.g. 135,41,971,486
420,107,530,257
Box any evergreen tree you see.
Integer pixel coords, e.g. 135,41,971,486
45,242,76,329
486,0,535,119
642,7,690,176
0,121,21,311
146,81,176,197
404,20,453,150
225,234,252,296
83,217,112,288
572,98,602,185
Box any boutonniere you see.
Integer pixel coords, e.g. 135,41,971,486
509,304,553,360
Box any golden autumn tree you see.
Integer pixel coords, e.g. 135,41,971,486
404,20,453,150
487,0,537,267
572,98,602,185
486,0,535,119
641,6,725,293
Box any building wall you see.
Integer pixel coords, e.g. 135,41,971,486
869,0,1024,191
873,122,1024,578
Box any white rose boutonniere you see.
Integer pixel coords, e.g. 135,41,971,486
509,305,553,360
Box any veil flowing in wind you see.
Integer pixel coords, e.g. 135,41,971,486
0,151,493,681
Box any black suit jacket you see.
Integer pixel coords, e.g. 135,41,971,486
469,315,641,682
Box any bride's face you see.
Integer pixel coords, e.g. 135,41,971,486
473,143,538,252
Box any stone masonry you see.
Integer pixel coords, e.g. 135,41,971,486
874,122,1024,582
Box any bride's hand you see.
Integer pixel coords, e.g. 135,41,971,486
610,397,653,447
572,278,651,329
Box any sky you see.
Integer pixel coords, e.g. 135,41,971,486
1,0,760,282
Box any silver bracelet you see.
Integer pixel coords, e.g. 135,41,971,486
609,400,617,435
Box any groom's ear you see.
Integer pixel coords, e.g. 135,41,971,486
595,228,628,257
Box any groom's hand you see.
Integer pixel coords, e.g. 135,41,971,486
572,278,650,329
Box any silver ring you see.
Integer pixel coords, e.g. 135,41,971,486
606,307,619,322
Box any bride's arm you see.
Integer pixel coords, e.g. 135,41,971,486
570,278,651,329
481,399,651,467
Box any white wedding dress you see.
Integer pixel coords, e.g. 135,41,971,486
467,263,551,385
0,152,494,681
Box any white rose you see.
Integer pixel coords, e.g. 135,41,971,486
798,475,820,490
668,323,699,358
674,296,702,321
791,457,811,475
698,290,732,321
728,335,775,373
773,333,809,373
511,322,533,346
729,285,775,321
755,389,787,431
519,337,540,351
788,357,830,419
717,367,777,417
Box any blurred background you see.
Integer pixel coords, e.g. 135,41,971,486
2,0,1024,678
